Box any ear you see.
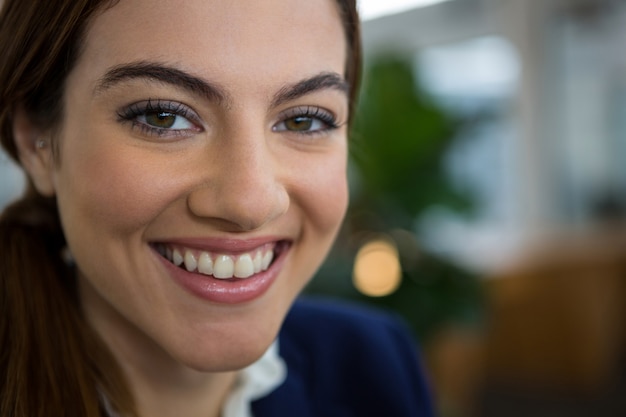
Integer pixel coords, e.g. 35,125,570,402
12,107,56,197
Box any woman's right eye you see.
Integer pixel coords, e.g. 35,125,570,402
139,111,194,130
117,99,203,138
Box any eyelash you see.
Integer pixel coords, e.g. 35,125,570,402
273,106,340,136
117,100,340,139
117,99,202,138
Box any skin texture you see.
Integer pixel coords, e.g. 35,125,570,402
16,1,349,416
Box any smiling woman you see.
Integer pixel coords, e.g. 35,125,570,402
0,1,433,417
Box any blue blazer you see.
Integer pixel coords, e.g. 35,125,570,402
252,298,435,416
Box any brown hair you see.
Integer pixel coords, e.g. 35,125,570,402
0,1,361,416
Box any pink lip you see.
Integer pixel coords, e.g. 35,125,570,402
153,240,289,304
161,236,285,254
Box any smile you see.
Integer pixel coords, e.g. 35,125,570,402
153,242,282,279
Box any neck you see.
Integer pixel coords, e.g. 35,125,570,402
80,280,237,417
122,336,238,416
102,314,237,417
126,363,236,417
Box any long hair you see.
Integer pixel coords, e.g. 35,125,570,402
0,1,361,416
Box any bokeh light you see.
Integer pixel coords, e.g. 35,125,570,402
352,238,402,297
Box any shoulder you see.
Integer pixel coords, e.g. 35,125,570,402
282,297,419,360
252,297,435,417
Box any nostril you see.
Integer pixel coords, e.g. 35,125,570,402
186,181,289,231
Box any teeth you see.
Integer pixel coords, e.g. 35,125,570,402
253,251,263,273
198,252,213,275
172,249,183,266
262,251,273,270
160,243,277,279
184,251,197,272
234,254,254,278
214,255,234,279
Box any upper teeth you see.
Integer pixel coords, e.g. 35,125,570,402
157,243,274,279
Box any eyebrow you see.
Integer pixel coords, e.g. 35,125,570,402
95,61,348,107
95,61,229,105
271,72,349,107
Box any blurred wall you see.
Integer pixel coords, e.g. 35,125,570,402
361,1,626,416
0,150,25,209
363,0,626,272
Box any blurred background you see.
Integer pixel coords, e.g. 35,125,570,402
1,0,626,415
307,0,626,416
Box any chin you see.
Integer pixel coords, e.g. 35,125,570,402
168,317,281,373
179,339,274,373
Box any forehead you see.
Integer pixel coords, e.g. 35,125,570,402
74,0,346,96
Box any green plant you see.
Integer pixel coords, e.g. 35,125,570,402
307,55,485,342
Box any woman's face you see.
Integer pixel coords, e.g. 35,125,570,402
49,0,348,371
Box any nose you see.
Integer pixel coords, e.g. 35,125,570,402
187,130,289,232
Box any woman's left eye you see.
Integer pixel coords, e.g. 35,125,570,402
273,106,338,135
277,116,325,132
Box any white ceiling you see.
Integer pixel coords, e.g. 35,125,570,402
358,0,455,21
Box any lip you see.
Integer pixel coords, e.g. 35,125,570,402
152,239,290,304
160,236,285,254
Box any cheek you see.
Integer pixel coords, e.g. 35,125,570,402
295,151,349,235
54,133,182,238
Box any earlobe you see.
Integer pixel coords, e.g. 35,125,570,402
12,108,56,197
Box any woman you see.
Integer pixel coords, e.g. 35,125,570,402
0,1,433,416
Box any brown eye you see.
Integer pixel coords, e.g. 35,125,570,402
284,116,313,132
136,110,195,131
273,107,338,135
145,111,177,128
118,99,201,138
